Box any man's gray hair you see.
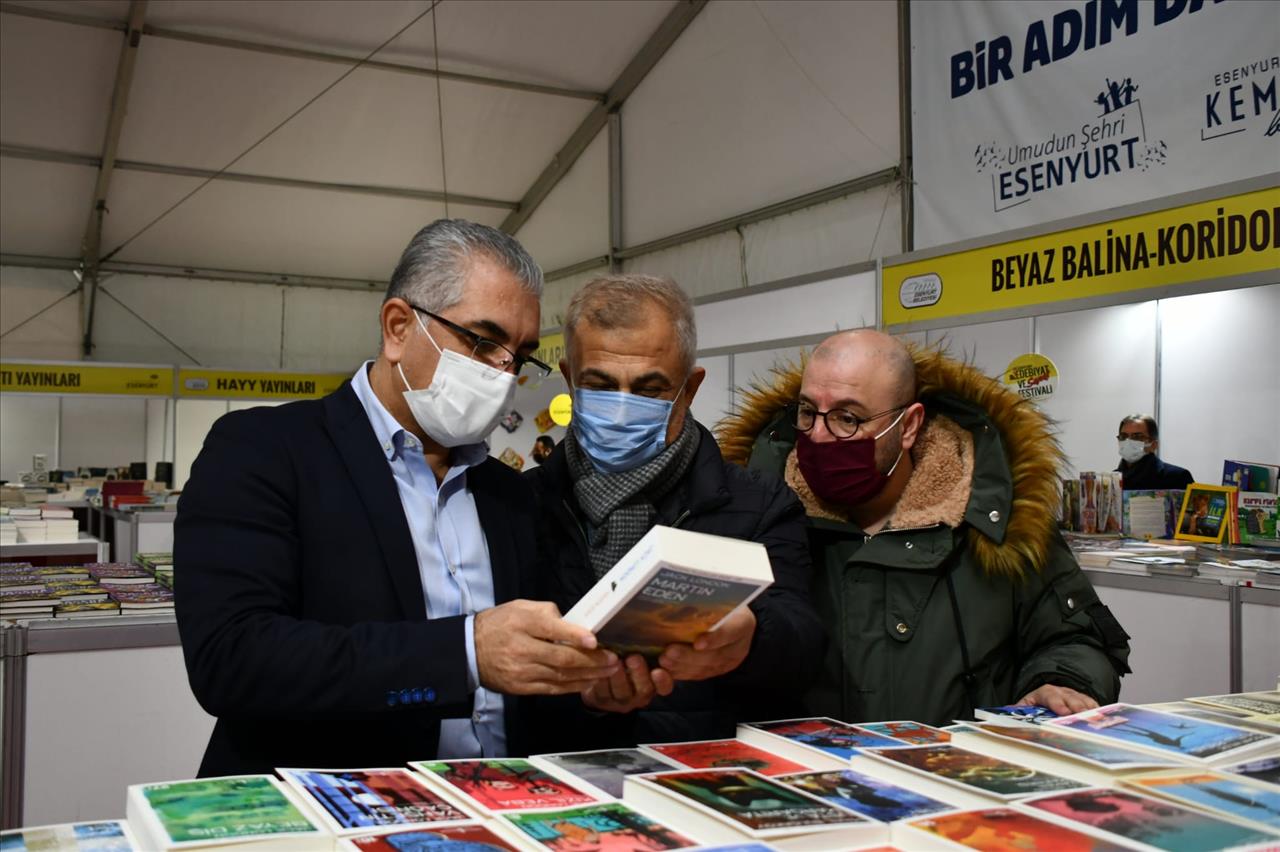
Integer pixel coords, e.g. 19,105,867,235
564,274,697,375
385,219,543,312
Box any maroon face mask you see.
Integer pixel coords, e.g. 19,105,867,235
795,410,906,506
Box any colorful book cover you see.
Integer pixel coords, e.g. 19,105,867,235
346,823,519,851
502,802,697,851
1048,703,1275,762
595,567,762,661
0,820,134,852
410,759,597,812
1238,492,1278,542
279,768,471,831
908,807,1133,851
106,584,175,605
139,776,321,844
1025,787,1279,851
1123,489,1183,539
1223,461,1280,495
638,768,868,835
1223,756,1280,787
1127,770,1280,830
645,739,809,776
1175,484,1235,543
745,718,903,759
974,705,1059,724
856,721,952,745
863,744,1085,799
962,722,1182,769
532,748,682,799
777,769,952,822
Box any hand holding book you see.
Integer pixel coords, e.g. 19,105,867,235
1018,683,1100,716
474,600,620,695
658,605,757,681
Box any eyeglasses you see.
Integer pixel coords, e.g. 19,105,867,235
794,402,908,440
1117,434,1150,442
410,306,552,380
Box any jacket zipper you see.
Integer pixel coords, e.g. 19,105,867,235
670,509,692,528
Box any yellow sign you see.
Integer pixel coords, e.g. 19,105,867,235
533,332,566,369
883,187,1279,328
549,393,573,426
178,368,347,400
1001,353,1058,402
0,362,173,396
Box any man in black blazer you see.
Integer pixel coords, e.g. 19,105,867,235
175,220,619,776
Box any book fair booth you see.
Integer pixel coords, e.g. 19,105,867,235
1,0,1278,847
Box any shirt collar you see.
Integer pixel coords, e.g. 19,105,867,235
349,361,489,468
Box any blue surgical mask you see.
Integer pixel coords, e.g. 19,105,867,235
572,387,681,474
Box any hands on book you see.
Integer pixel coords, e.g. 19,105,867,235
580,654,677,713
659,606,757,681
474,600,620,695
1017,683,1099,715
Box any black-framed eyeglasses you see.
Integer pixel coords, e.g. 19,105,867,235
410,305,552,380
794,402,908,440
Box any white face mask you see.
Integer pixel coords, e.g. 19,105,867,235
1118,438,1148,464
398,312,516,448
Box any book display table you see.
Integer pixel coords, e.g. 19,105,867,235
0,533,108,568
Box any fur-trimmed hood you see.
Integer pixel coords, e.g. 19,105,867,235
715,346,1067,580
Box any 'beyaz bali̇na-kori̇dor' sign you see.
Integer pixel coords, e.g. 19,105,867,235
0,362,173,396
177,368,347,400
882,185,1277,328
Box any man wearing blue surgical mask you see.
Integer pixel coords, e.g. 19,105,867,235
523,274,825,751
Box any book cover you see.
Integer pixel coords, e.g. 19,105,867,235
132,775,323,847
0,819,136,852
631,768,869,835
1187,691,1280,717
974,705,1059,725
344,823,519,851
862,744,1085,799
644,739,809,776
1175,484,1236,543
906,807,1133,851
1222,756,1280,787
1239,493,1278,542
1123,490,1183,540
741,718,903,761
529,748,683,799
855,721,952,746
1156,705,1280,737
501,802,697,851
1223,461,1280,495
410,759,597,812
278,767,473,833
1048,704,1276,763
1024,787,1279,851
563,526,771,662
961,722,1182,771
776,769,953,823
106,584,175,606
1124,770,1280,831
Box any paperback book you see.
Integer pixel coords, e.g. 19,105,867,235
562,526,772,661
901,806,1134,851
277,767,474,834
125,774,326,851
1186,691,1280,717
860,744,1086,800
775,769,953,823
1222,461,1280,495
973,705,1058,725
1122,769,1280,831
957,721,1182,772
527,748,684,799
501,801,699,851
1023,787,1280,851
736,719,903,768
623,768,887,850
1222,756,1280,787
1047,703,1279,764
0,819,138,852
641,739,810,776
339,823,519,851
855,721,951,746
409,759,598,814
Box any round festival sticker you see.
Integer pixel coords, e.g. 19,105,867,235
549,393,573,426
1002,353,1058,402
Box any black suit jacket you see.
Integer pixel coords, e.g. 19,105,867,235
174,382,535,776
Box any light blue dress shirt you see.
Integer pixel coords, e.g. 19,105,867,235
351,362,506,758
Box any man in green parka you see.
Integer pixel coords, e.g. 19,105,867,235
717,329,1131,725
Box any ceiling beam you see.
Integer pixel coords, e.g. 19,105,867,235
79,0,147,358
0,144,517,209
0,1,603,102
500,0,707,235
1,254,386,293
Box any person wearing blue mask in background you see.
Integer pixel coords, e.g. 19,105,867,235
1115,414,1194,490
523,274,825,752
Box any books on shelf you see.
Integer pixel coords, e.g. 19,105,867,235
277,767,475,835
526,747,684,800
641,738,812,776
408,759,599,815
106,583,175,610
561,525,773,662
1046,703,1280,766
125,774,328,851
0,819,139,851
624,767,887,851
500,801,701,851
735,719,906,770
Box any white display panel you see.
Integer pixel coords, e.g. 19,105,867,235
144,398,172,480
281,289,383,373
0,395,59,482
0,267,82,362
23,644,215,825
58,397,148,475
1035,302,1158,477
924,317,1033,380
690,355,731,432
731,346,807,410
174,400,230,490
623,230,743,300
1159,284,1280,488
1241,601,1280,694
696,271,877,352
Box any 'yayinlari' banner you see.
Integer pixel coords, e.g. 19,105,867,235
911,0,1279,249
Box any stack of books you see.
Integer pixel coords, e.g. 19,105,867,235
40,505,79,542
1,564,121,620
86,564,175,612
135,552,174,587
